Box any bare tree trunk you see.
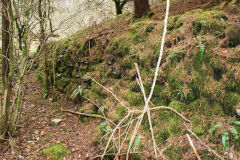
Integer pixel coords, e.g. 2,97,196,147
38,0,49,98
2,0,10,86
134,0,150,18
1,0,11,138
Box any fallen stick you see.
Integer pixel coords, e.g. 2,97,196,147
61,108,116,126
187,129,224,160
186,134,201,160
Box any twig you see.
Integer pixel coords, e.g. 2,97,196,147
135,63,157,158
186,134,201,160
187,129,224,160
61,108,116,126
91,152,142,160
101,114,130,160
85,75,130,111
150,106,191,123
127,0,171,158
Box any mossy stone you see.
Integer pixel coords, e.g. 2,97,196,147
43,143,69,160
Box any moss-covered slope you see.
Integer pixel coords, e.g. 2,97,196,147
39,6,240,159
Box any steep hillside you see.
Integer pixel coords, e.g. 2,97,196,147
38,1,240,159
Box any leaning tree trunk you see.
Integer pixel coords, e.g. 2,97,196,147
1,0,11,138
134,0,150,18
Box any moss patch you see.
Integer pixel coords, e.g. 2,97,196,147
164,145,182,160
43,143,69,160
192,11,227,36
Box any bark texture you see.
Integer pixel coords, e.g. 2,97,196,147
1,0,11,86
1,0,11,138
134,0,150,18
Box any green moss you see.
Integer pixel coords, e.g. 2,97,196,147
164,145,182,160
186,9,203,15
167,48,186,64
129,81,141,92
193,126,206,136
168,118,182,137
213,6,221,11
128,21,156,44
142,114,150,131
165,64,195,102
223,92,240,115
188,98,208,115
116,106,126,119
227,25,240,47
145,22,157,33
43,143,69,160
191,116,208,137
125,90,144,107
202,155,215,160
84,89,105,106
224,67,240,92
167,16,180,31
188,71,205,98
151,97,168,106
108,38,130,57
175,18,185,28
156,129,170,145
120,56,135,69
169,100,187,112
212,102,225,116
144,83,164,97
192,11,227,36
167,15,185,32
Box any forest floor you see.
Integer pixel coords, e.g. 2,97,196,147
0,72,101,160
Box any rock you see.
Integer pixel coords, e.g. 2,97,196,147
236,109,240,116
51,119,63,126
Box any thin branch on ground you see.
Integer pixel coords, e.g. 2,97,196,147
186,133,201,160
61,108,116,126
187,129,224,160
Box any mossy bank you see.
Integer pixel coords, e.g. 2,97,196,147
38,5,240,159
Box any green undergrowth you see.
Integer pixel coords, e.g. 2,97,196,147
39,7,240,159
43,143,70,160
